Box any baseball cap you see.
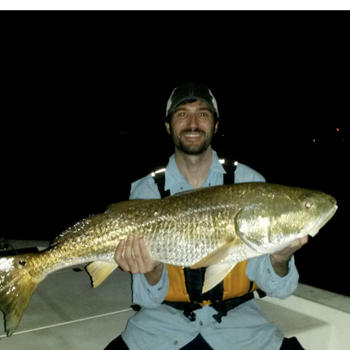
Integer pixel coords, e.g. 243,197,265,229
165,82,219,119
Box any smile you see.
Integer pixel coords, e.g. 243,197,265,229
182,132,203,138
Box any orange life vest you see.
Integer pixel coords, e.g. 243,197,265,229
165,262,258,307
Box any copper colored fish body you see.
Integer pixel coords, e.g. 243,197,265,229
0,183,337,336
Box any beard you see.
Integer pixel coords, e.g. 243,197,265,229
171,127,215,155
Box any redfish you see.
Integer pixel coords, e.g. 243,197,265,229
0,183,337,336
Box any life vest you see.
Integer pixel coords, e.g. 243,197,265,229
165,261,258,307
152,159,260,310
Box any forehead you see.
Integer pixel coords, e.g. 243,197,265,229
174,100,212,112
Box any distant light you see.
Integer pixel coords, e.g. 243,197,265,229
313,139,316,142
336,128,340,132
234,161,239,166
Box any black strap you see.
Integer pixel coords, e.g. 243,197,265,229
222,160,237,185
163,292,254,323
183,266,224,304
153,171,170,198
211,292,254,323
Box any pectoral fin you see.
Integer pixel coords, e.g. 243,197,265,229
202,263,236,294
86,261,118,288
190,238,240,269
189,237,242,294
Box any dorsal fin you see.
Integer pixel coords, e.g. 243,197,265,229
106,199,156,213
173,188,205,196
51,199,157,246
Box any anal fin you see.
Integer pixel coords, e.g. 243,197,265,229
86,261,118,288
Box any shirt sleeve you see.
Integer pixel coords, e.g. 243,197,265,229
132,264,169,307
246,254,299,299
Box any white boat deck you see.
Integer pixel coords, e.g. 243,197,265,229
1,240,349,349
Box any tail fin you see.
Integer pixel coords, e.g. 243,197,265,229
0,253,42,336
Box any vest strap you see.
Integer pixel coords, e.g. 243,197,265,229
163,292,254,323
211,292,254,323
183,266,224,303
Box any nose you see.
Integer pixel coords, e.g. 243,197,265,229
186,113,200,128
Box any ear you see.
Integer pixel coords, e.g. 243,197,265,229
165,121,171,135
214,121,219,134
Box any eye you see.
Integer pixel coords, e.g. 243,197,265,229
175,112,186,118
305,202,312,209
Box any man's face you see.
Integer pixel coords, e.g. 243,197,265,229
165,100,218,155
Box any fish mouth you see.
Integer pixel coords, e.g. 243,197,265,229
308,204,338,237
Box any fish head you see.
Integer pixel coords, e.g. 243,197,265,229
234,184,338,254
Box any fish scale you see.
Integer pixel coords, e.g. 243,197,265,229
134,193,232,266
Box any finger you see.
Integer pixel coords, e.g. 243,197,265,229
124,234,134,260
114,239,125,262
139,237,153,270
132,235,144,267
291,236,309,251
300,236,309,246
124,235,139,274
114,239,131,272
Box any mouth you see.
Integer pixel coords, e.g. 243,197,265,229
184,134,202,140
181,130,204,140
308,204,338,237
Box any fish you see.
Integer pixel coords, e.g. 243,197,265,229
0,182,337,336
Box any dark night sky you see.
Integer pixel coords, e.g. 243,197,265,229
2,12,348,296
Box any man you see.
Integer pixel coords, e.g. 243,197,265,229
104,82,307,349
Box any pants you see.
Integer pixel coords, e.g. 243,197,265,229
103,334,305,349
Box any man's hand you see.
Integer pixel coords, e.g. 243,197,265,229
114,235,163,285
270,236,309,277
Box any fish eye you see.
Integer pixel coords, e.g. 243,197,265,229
305,202,312,209
18,259,26,266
